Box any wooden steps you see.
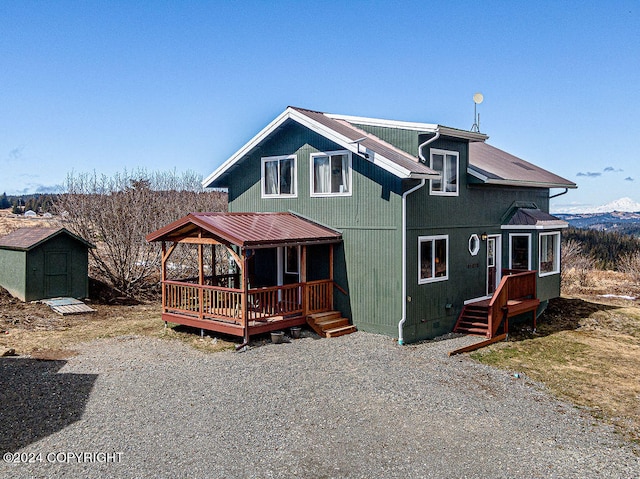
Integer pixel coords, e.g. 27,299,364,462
307,311,356,338
453,302,491,337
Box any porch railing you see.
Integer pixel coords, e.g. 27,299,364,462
162,278,335,326
487,270,537,337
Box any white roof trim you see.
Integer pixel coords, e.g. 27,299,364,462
203,107,437,187
467,167,578,189
501,224,569,230
327,113,488,142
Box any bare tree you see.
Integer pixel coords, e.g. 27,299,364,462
54,169,226,297
617,252,640,287
561,238,595,289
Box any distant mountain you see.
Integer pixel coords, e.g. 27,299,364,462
556,210,640,234
555,197,640,215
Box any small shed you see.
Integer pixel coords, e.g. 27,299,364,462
0,227,94,301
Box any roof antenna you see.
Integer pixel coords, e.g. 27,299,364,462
471,92,483,132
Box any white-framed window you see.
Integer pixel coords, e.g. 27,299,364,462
539,232,560,276
430,148,459,196
310,150,352,196
418,235,449,284
261,155,296,198
509,233,531,270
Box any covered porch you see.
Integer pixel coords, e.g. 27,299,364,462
146,212,344,344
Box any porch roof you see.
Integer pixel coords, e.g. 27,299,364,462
146,212,342,249
502,208,568,230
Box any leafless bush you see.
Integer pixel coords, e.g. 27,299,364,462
617,252,640,287
54,169,226,298
562,239,595,289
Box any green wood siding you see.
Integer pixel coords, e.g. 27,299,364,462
221,122,563,343
0,249,27,301
0,233,90,302
228,122,405,335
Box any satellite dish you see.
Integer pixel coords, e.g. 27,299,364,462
471,92,483,132
473,92,484,104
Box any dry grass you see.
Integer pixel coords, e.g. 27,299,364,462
472,282,640,445
0,300,236,359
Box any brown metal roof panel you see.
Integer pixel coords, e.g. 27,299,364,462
469,142,576,188
147,212,342,248
505,208,568,228
0,227,95,251
291,107,437,177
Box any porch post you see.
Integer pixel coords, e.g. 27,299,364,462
198,241,204,320
241,249,249,344
329,243,334,310
301,245,308,317
161,241,167,314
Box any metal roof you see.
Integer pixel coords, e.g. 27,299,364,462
502,208,568,229
0,227,95,251
468,142,577,189
203,106,489,188
146,212,342,249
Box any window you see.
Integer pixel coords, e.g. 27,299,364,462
418,235,448,284
430,149,459,196
262,155,296,198
310,151,351,196
285,246,299,275
539,232,560,276
468,234,480,256
509,233,531,270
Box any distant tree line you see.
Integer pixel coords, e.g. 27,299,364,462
0,193,57,214
563,227,640,270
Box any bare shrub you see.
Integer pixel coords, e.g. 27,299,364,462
54,169,226,298
617,252,640,289
561,239,595,290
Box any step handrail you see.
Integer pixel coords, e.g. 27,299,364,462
487,270,537,337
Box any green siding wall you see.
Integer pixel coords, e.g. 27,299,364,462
222,123,563,342
228,123,405,335
0,234,90,302
0,249,27,301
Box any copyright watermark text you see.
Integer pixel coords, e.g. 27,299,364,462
4,451,123,464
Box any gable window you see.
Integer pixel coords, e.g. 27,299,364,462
539,232,560,276
262,155,296,198
418,235,448,284
430,149,459,196
509,233,531,270
310,151,351,196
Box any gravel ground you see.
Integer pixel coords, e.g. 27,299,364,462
1,331,638,479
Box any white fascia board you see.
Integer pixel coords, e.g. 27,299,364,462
327,113,439,133
203,107,438,187
501,224,569,230
467,167,577,189
328,113,489,142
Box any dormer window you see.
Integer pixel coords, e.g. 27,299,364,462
430,149,459,196
310,151,352,197
262,155,296,198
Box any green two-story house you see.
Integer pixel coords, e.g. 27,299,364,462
150,106,576,345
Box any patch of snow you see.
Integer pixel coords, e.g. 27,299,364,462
600,294,637,301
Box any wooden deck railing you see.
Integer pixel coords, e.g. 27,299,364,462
487,270,537,337
162,278,335,326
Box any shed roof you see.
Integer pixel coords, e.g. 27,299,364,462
0,227,95,251
146,212,342,249
502,208,568,229
468,142,576,189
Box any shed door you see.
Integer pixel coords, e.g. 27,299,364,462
45,251,70,297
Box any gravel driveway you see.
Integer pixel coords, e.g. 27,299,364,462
1,331,638,478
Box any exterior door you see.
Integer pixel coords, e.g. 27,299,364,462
486,236,501,295
45,251,70,298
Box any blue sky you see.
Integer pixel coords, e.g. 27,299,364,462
1,1,638,212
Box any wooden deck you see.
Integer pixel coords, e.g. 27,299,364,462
161,279,336,341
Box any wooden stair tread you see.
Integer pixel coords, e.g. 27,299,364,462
306,310,356,338
325,325,357,338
